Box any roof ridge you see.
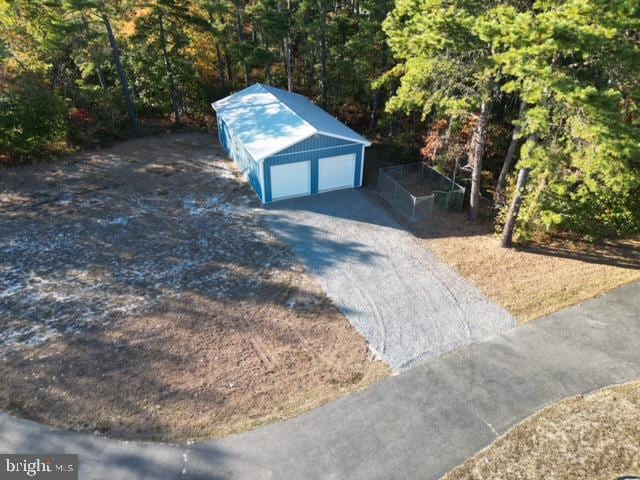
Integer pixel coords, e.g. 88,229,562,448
211,83,262,109
262,85,369,144
258,84,319,137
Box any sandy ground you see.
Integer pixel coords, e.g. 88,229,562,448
415,209,640,323
0,132,388,442
263,190,515,370
444,381,640,479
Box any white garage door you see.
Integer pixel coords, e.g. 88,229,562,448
270,161,311,200
318,154,356,192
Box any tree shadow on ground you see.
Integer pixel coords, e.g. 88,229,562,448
0,132,386,442
0,132,377,343
260,210,383,275
520,240,640,270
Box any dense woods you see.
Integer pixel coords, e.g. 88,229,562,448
1,0,639,242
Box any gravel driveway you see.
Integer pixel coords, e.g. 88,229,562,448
264,189,516,370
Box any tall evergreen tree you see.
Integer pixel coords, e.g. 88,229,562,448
477,0,640,237
381,0,503,221
62,0,139,132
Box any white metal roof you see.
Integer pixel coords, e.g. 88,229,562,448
212,84,371,161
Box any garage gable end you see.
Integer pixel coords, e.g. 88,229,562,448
263,135,363,203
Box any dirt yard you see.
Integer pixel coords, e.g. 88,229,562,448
444,381,640,479
415,209,640,323
0,132,388,442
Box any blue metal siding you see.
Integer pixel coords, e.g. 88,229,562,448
273,134,355,155
263,136,364,203
221,120,264,202
219,118,231,154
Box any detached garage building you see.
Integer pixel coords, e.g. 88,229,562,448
212,84,371,203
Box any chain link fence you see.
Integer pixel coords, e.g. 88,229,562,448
377,162,465,223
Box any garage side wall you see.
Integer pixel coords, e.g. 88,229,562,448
218,117,264,202
263,135,364,203
218,118,231,154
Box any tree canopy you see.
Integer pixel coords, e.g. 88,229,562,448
1,0,639,241
382,0,640,238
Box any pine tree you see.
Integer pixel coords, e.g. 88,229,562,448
381,0,503,221
478,0,640,238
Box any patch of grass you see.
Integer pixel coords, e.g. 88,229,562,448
444,381,640,480
417,209,640,323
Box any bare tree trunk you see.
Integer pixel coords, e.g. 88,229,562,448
82,15,106,90
495,99,526,204
285,0,293,91
209,13,227,94
225,49,233,84
214,42,227,93
264,35,272,84
96,67,106,89
304,53,312,89
468,100,490,221
158,11,181,126
315,0,328,108
368,43,387,130
234,0,250,87
369,89,382,130
283,38,293,91
320,26,329,110
501,168,530,248
102,13,137,133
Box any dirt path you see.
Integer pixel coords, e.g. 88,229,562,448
0,132,388,441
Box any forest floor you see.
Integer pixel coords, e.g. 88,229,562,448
0,131,388,442
415,208,640,323
443,381,640,479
